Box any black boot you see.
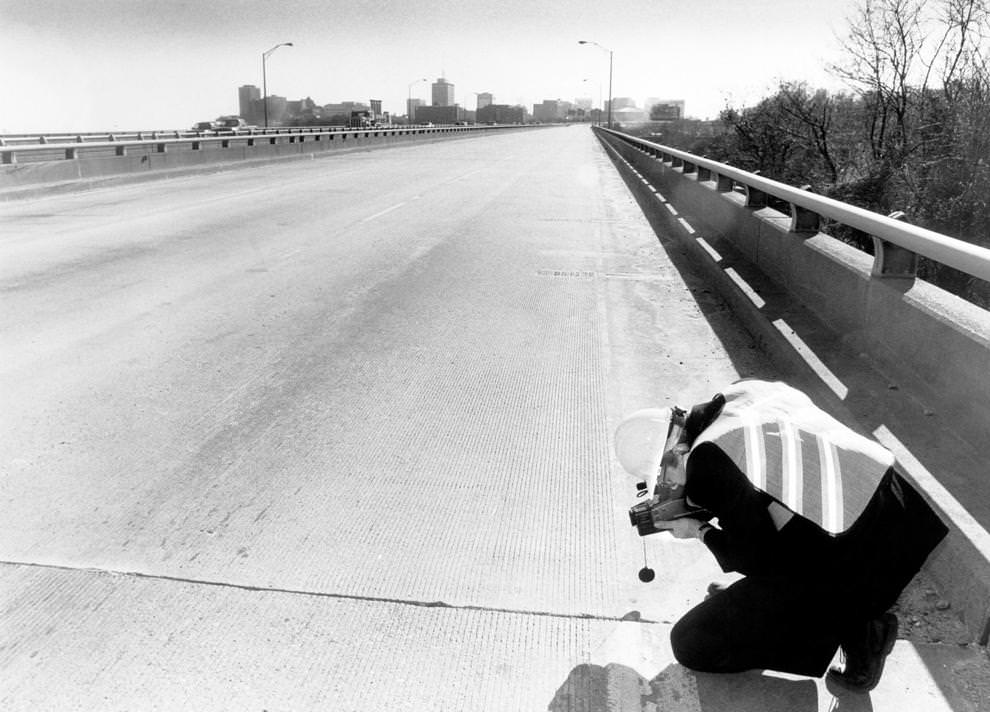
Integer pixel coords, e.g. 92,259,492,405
827,613,898,692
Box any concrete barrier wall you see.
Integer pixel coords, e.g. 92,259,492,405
605,133,990,449
599,131,990,644
0,126,528,194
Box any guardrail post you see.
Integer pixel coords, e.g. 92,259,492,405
2,150,15,165
156,142,167,153
682,160,697,175
871,211,918,279
744,184,768,208
715,173,734,192
65,147,78,159
698,166,712,181
110,137,128,157
789,185,821,234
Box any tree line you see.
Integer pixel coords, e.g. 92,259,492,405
644,0,990,306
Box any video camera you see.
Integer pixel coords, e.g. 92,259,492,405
627,406,709,536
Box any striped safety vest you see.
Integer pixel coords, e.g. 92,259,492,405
692,380,894,534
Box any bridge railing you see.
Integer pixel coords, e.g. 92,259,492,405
0,128,351,150
0,124,515,165
595,124,990,438
596,128,990,285
0,124,465,146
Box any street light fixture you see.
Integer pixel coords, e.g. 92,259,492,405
578,39,613,129
407,78,428,124
262,42,294,129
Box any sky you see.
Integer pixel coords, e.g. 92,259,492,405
1,0,863,133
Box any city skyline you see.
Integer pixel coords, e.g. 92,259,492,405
236,76,672,127
2,0,862,133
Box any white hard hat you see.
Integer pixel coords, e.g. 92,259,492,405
613,408,673,479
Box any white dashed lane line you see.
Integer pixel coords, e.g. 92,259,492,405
361,202,407,223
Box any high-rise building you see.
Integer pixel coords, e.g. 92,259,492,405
370,99,382,120
533,100,568,122
477,104,524,124
644,98,664,113
645,99,686,120
415,105,464,124
323,101,369,116
239,85,261,122
432,77,455,107
476,92,493,110
265,95,288,125
407,98,425,122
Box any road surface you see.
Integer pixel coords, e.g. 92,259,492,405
1,126,986,711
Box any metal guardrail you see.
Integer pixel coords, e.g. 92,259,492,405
598,127,990,285
0,127,340,147
0,124,453,146
0,124,508,165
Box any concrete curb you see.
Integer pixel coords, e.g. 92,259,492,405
597,130,990,647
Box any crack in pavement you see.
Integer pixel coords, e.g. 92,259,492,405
0,559,668,625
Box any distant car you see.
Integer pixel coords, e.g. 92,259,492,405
212,116,249,133
193,121,217,132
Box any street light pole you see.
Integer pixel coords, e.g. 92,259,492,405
407,78,427,125
262,42,294,129
578,40,613,129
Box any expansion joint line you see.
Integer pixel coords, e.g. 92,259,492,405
0,559,664,625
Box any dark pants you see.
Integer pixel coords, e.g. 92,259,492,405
671,469,948,677
671,575,844,677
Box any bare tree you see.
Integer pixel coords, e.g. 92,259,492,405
831,0,929,161
777,84,841,184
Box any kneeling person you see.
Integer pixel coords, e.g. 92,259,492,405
614,379,948,692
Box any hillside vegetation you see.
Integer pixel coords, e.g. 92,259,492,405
639,0,990,306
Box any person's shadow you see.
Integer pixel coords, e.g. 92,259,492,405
548,661,864,712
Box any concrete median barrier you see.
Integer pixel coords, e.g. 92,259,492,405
0,125,543,200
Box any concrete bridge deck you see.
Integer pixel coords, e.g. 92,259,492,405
1,126,988,710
